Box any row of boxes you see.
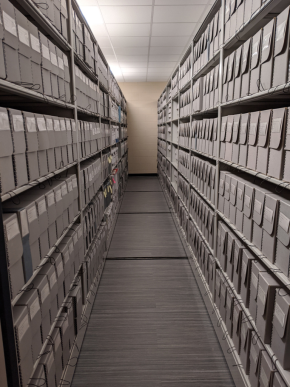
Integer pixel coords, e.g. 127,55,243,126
102,150,112,182
190,156,216,206
171,71,178,98
158,139,166,157
193,118,218,156
158,125,166,140
179,122,190,147
120,140,128,157
217,219,290,373
2,174,79,299
0,108,77,195
111,124,120,145
75,64,99,114
193,7,221,76
219,171,290,278
223,5,290,102
159,165,290,382
80,156,102,207
220,105,290,183
178,149,190,180
100,91,110,118
83,190,105,255
110,97,119,122
109,74,121,104
192,77,203,113
178,174,189,208
13,219,83,379
78,120,110,159
179,54,192,90
0,0,71,100
203,64,219,111
23,168,128,387
33,0,68,41
180,88,191,118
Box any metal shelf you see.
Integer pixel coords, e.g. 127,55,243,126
1,161,78,202
0,79,75,110
220,158,290,192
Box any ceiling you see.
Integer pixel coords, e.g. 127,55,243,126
78,0,214,83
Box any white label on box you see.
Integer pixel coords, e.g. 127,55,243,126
244,194,251,208
3,12,17,36
30,297,40,320
47,350,54,372
26,117,36,132
259,121,267,136
18,314,29,341
19,210,29,237
276,20,287,43
73,233,78,245
225,182,230,193
241,122,247,134
242,260,247,278
38,199,46,215
54,332,61,352
279,212,290,233
6,218,19,241
0,111,9,130
27,205,37,223
254,200,262,215
231,183,236,195
13,115,24,132
72,177,77,188
46,118,53,131
262,32,271,51
58,56,64,70
233,308,239,322
50,51,58,67
252,273,258,290
57,261,63,276
78,228,82,238
272,117,282,133
55,189,62,202
30,34,40,53
67,181,73,192
64,250,69,264
237,188,243,200
260,367,268,387
63,317,69,334
41,283,50,302
274,301,285,327
37,118,46,131
54,120,60,131
264,206,274,223
47,192,55,207
18,25,30,46
69,243,74,254
50,272,57,288
60,120,66,131
41,44,50,61
250,122,257,136
241,324,246,341
258,286,266,305
63,55,68,67
251,346,258,363
61,184,67,196
252,41,259,59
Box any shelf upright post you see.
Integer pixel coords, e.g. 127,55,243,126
0,201,20,387
67,0,83,223
213,0,225,305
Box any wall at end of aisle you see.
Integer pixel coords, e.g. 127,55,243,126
119,82,166,174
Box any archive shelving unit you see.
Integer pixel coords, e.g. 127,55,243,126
157,0,290,386
0,1,128,386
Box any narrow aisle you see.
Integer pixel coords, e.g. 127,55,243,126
71,176,235,387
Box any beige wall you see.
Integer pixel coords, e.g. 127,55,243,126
119,82,166,174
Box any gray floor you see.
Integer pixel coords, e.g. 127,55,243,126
71,176,235,387
120,191,170,213
125,176,162,192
